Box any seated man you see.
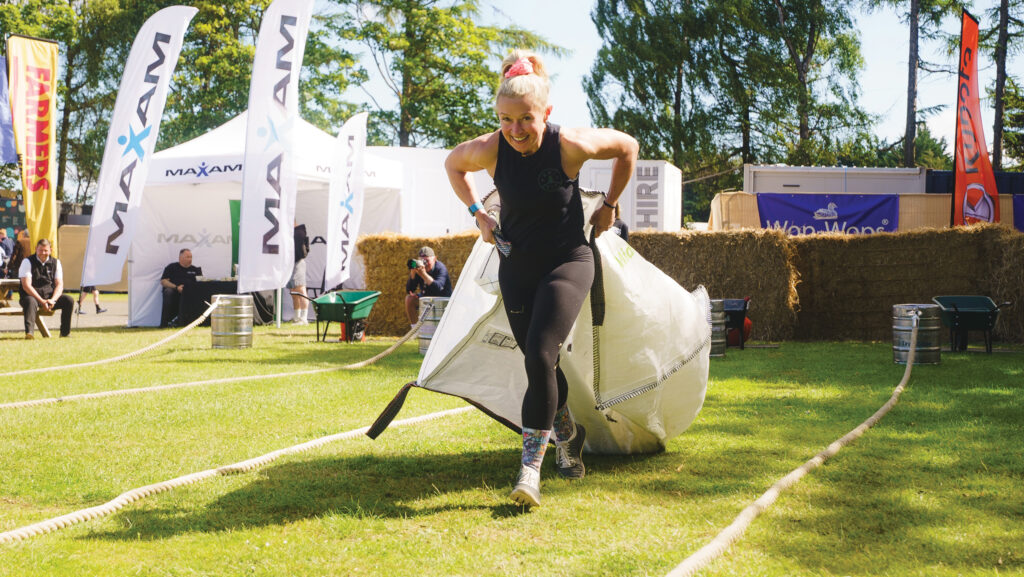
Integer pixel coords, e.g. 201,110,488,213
404,246,453,326
19,238,73,338
160,248,202,327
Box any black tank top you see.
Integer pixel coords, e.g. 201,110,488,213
493,123,586,253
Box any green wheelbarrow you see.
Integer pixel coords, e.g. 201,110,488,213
931,295,1012,353
293,290,381,342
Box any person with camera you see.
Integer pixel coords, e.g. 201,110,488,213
404,246,452,327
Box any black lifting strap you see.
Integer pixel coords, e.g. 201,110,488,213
366,381,416,439
590,227,606,327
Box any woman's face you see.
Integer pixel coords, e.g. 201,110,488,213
496,95,551,156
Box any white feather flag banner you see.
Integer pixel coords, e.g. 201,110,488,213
82,6,197,286
237,0,313,293
324,112,368,289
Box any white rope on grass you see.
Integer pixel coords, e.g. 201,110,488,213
0,300,222,378
665,314,921,577
0,306,432,410
0,405,472,545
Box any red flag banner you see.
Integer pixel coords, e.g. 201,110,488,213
953,11,999,225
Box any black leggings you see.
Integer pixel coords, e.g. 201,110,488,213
498,244,594,430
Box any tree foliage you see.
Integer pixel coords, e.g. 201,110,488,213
585,0,871,219
865,0,963,167
980,0,1024,168
327,0,564,147
1,0,360,202
1002,76,1024,169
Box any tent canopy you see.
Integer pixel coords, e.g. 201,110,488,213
148,111,403,190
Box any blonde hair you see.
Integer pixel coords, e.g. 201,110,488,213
495,49,550,109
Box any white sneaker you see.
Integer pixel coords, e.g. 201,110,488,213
510,465,541,507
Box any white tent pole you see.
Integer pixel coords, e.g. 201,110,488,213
126,252,133,328
275,287,281,327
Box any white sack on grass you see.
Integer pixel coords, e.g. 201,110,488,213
416,193,710,454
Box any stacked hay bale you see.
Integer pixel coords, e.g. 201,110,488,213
630,229,798,341
358,225,1022,343
791,224,1019,342
990,227,1024,342
358,232,478,336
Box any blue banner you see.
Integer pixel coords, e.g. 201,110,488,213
0,57,16,164
756,193,899,235
1014,195,1024,233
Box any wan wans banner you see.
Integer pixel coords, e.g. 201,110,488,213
7,36,59,253
82,6,198,286
953,10,1000,225
756,193,899,235
237,0,314,293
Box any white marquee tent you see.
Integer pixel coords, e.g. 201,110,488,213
129,112,490,326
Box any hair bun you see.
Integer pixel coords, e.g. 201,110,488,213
504,57,534,78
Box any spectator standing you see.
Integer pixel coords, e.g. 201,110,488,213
288,222,310,325
0,228,13,273
76,286,107,314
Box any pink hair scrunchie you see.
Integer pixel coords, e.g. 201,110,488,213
504,57,534,78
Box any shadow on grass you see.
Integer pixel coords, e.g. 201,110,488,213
86,444,676,542
90,447,631,541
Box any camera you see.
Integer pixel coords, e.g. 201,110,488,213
407,258,423,269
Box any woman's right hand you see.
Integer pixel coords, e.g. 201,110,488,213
476,211,498,244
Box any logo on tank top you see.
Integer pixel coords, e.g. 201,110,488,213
538,167,564,193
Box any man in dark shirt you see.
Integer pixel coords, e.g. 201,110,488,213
404,246,452,326
160,248,202,327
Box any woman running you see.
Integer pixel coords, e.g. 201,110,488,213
445,49,638,507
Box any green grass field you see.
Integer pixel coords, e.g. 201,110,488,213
1,326,1021,576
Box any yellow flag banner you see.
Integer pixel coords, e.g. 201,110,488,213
7,35,59,255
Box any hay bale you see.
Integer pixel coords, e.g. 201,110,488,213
358,225,1024,343
790,224,1021,342
989,228,1024,341
630,229,799,341
357,232,478,336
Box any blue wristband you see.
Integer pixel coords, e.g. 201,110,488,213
468,201,484,216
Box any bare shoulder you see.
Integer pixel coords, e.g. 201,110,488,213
447,130,501,174
559,126,638,164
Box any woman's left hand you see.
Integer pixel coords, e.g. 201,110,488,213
590,204,615,237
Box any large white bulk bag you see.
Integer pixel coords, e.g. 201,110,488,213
369,191,710,454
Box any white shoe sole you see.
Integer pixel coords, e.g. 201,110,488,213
510,484,540,507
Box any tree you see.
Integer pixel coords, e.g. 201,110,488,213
2,0,361,203
864,0,962,167
327,0,563,147
1,0,81,200
705,0,793,165
1002,76,1024,169
980,0,1024,169
585,0,871,219
766,0,871,165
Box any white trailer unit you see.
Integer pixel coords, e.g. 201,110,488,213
743,164,928,194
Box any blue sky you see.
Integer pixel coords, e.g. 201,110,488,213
482,0,1023,156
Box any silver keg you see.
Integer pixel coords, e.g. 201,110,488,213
211,294,254,349
710,299,726,357
892,303,941,365
418,297,450,355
